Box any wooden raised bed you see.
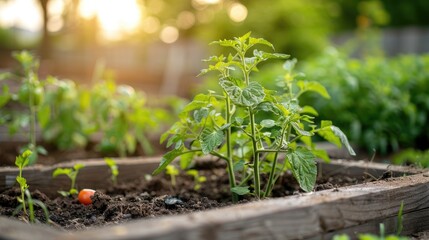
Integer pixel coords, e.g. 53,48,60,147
1,157,428,240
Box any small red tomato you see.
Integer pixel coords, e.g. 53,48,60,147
78,189,95,205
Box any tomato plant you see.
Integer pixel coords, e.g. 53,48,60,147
153,33,355,202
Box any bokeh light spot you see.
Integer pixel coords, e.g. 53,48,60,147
160,26,179,44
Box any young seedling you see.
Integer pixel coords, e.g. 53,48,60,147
104,157,119,185
14,150,50,223
186,169,207,191
13,189,50,224
15,150,32,215
165,165,179,187
52,163,85,196
153,32,355,202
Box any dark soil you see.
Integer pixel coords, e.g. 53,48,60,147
0,160,367,231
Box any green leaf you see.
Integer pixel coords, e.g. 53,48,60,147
166,165,179,176
249,37,274,49
291,122,313,136
312,149,331,163
52,168,72,177
297,81,330,99
231,186,250,195
255,102,283,116
16,176,28,189
180,151,195,169
287,147,317,192
239,32,252,42
152,148,185,175
211,39,237,48
36,146,48,155
57,191,70,197
15,150,32,169
193,107,209,123
200,128,224,154
301,106,319,116
0,85,11,108
219,78,265,107
160,122,183,144
73,163,85,171
283,59,297,72
233,160,245,172
254,50,289,60
260,119,276,128
180,94,212,117
317,123,356,156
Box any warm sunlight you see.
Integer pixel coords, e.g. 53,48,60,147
79,0,142,41
0,0,42,32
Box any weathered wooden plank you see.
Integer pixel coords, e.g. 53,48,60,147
66,172,429,240
0,217,64,240
319,159,420,179
317,208,429,239
0,157,160,197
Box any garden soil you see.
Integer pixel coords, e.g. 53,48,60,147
0,160,369,230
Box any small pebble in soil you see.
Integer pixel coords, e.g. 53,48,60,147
139,192,150,199
164,196,184,206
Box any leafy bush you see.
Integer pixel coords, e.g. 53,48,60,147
0,51,172,162
299,48,429,154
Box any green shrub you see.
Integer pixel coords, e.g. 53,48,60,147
299,48,429,154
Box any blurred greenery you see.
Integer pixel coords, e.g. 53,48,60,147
0,51,177,160
298,49,429,155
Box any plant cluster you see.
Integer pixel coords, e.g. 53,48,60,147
393,148,429,168
299,48,429,154
154,33,355,201
0,51,172,163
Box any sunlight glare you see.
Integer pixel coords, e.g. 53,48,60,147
142,16,160,34
177,11,196,30
228,3,248,23
48,0,65,32
0,0,42,32
79,0,142,41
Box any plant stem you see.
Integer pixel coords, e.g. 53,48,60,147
28,74,37,157
225,95,238,203
263,151,279,198
249,108,261,198
264,120,291,198
25,190,35,223
19,170,27,215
